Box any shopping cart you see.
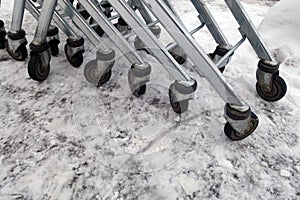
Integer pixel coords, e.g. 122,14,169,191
24,0,151,93
4,0,287,140
5,0,28,61
77,0,287,140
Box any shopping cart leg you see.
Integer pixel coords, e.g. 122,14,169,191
163,0,191,65
76,0,152,95
134,25,161,53
25,0,84,66
109,0,197,113
6,0,28,61
58,0,117,87
132,0,162,53
25,1,61,56
141,0,258,139
0,20,6,49
191,0,234,72
28,0,58,81
225,0,286,101
134,0,189,64
46,25,60,56
88,1,114,37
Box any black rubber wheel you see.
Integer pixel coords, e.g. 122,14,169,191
208,53,225,73
224,112,259,141
133,85,146,97
97,70,112,87
0,34,5,49
256,75,287,102
169,89,189,114
84,61,98,84
169,50,187,65
28,54,50,82
48,40,59,56
64,45,83,68
84,60,113,86
7,43,28,61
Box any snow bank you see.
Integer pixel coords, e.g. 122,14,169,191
259,0,300,110
259,0,300,61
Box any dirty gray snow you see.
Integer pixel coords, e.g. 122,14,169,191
0,0,299,199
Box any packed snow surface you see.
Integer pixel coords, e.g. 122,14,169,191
0,0,299,199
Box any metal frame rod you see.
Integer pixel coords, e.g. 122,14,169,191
32,0,58,44
133,0,155,24
25,0,79,39
124,20,159,39
216,36,246,67
57,0,108,50
11,0,26,32
142,0,248,106
166,23,205,50
191,0,230,46
224,0,273,61
78,0,144,64
108,0,192,82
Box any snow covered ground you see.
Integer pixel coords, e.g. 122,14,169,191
0,0,299,199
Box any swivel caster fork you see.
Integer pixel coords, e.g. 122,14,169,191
6,29,28,61
64,37,85,68
224,104,259,141
169,79,197,114
256,60,287,102
128,63,152,97
28,42,51,81
84,48,115,86
46,27,60,56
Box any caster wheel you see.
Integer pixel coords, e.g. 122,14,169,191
97,70,112,87
208,53,225,73
84,61,98,84
133,85,146,97
64,45,83,68
84,61,112,86
169,50,186,65
224,112,259,141
28,54,50,82
169,89,189,114
7,43,28,61
48,40,59,56
256,75,287,102
0,35,5,49
0,21,6,49
167,44,187,65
